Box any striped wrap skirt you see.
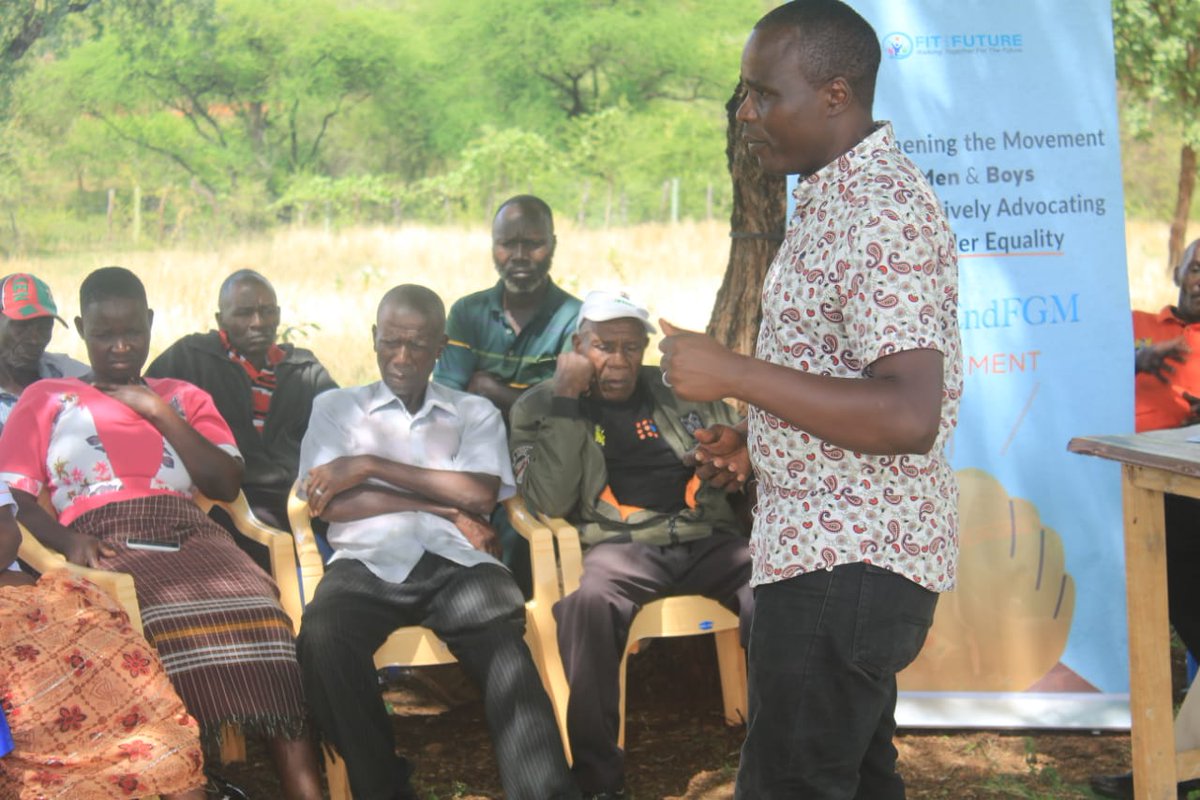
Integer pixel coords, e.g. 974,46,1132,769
71,494,308,744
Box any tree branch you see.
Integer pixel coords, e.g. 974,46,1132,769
89,109,219,195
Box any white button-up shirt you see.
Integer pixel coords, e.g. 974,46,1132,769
298,380,516,584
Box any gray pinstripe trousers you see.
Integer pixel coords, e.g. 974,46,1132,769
297,555,577,800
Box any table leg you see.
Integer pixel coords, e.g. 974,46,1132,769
1122,470,1178,800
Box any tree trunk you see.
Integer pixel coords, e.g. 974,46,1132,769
706,85,786,356
1168,144,1197,272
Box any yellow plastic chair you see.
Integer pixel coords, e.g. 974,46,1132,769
286,483,570,800
532,514,748,752
15,490,302,765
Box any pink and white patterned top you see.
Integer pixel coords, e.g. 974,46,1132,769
749,122,962,592
0,378,240,526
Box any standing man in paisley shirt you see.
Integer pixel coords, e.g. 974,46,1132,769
659,2,962,798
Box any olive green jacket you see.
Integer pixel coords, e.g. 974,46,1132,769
509,366,741,547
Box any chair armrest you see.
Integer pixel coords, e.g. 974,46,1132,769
287,481,327,608
539,514,584,597
16,523,144,635
214,492,303,635
503,496,560,605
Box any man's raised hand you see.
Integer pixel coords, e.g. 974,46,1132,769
553,351,595,399
657,319,741,402
1135,337,1188,383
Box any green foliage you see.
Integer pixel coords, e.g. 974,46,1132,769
0,0,764,249
1113,0,1200,148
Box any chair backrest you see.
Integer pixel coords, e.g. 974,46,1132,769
286,480,327,608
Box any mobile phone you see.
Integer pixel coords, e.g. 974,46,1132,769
126,537,180,552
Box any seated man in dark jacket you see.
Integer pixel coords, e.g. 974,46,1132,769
508,289,752,800
147,269,337,531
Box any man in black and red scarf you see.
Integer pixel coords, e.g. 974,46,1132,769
148,270,337,535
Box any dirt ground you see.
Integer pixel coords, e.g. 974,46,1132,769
210,635,1185,799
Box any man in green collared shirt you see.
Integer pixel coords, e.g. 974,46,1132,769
435,195,582,594
434,195,582,417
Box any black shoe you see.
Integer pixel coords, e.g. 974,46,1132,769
1089,770,1200,799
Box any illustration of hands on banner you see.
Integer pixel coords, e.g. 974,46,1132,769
898,468,1085,693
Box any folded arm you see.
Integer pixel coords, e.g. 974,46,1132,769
318,485,459,523
314,483,502,558
305,454,499,518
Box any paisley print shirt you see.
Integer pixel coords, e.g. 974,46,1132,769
749,122,962,592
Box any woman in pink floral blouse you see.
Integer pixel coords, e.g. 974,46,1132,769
0,267,321,800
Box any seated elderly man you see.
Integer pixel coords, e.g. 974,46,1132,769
147,269,337,531
0,273,88,434
508,290,753,800
295,284,576,800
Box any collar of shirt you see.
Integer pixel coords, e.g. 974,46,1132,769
365,379,461,423
791,121,893,215
1158,305,1191,326
484,279,569,328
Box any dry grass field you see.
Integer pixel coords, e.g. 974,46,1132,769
6,221,731,386
2,216,1186,387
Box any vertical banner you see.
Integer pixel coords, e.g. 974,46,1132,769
843,1,1132,727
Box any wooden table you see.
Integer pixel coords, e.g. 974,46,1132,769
1070,426,1200,799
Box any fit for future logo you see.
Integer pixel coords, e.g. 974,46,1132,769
882,30,1024,58
883,32,914,59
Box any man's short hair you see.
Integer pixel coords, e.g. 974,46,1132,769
378,284,446,330
755,0,881,110
1175,239,1200,286
79,266,147,309
493,195,555,232
219,269,273,306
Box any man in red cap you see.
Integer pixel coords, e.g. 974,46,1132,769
0,272,88,574
0,273,88,436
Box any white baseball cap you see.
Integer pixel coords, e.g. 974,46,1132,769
575,289,656,334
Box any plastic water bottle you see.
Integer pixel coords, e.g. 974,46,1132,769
0,706,13,757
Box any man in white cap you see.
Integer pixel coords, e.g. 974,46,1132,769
508,289,753,800
0,273,88,436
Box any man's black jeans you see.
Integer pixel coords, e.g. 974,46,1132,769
735,562,938,800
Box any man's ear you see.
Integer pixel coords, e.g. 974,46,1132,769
571,331,583,354
147,308,154,331
435,334,448,361
371,324,378,352
825,76,854,117
214,310,223,330
74,315,84,338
